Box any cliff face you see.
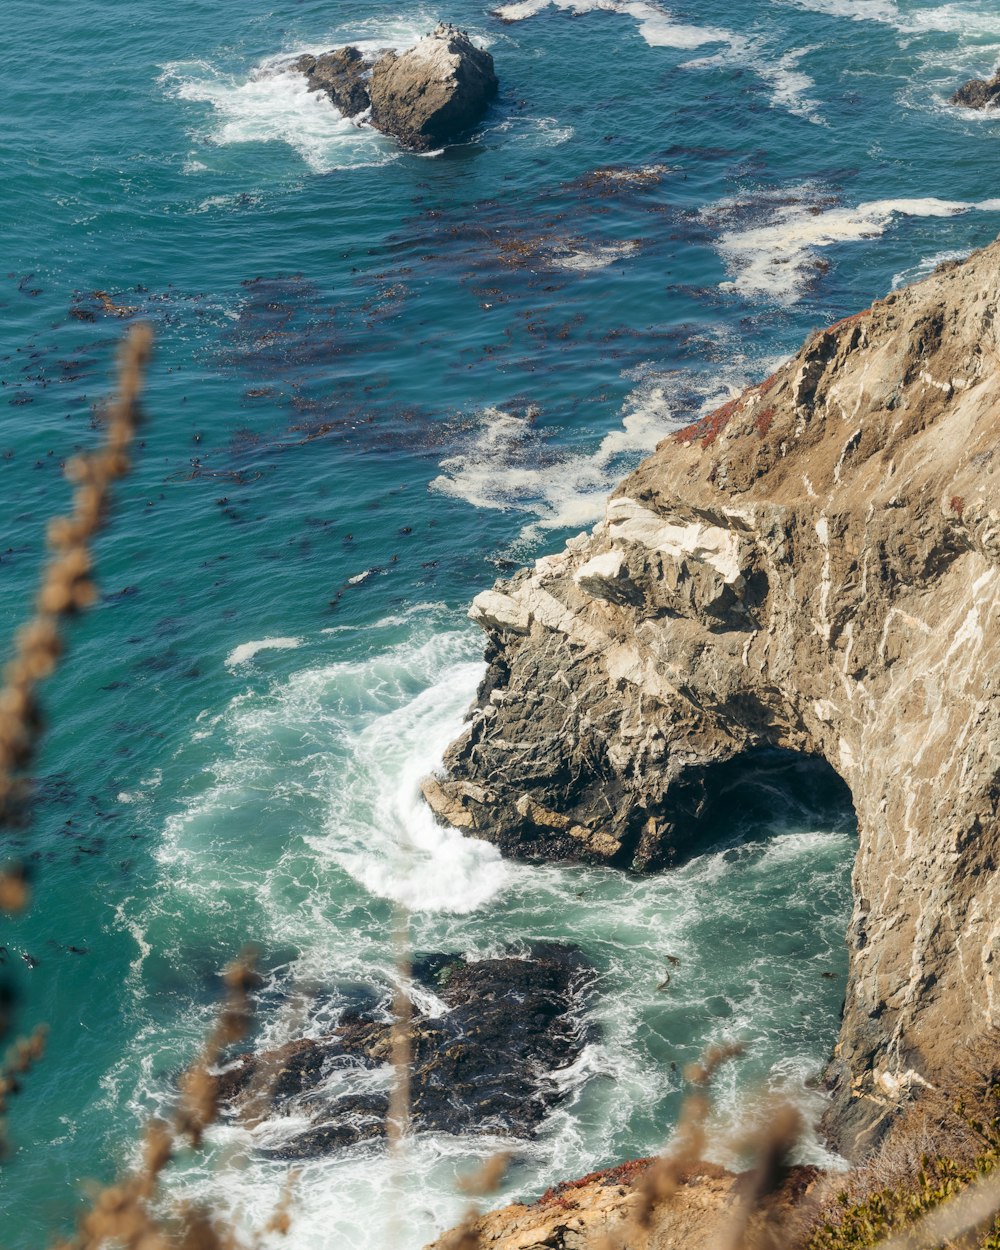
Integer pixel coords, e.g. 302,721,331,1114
423,241,1000,1158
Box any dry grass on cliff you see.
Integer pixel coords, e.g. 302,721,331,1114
804,1043,1000,1250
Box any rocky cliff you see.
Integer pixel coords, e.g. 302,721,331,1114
423,240,1000,1159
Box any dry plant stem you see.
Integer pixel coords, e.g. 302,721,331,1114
0,321,154,833
617,1043,748,1248
175,953,258,1151
385,904,414,1248
388,904,413,1150
718,1102,802,1250
70,953,257,1250
442,1155,512,1250
0,325,151,1160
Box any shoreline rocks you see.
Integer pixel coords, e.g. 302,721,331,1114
423,241,1000,1162
214,943,594,1158
290,24,498,151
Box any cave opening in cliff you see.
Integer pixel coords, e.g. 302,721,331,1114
676,747,858,855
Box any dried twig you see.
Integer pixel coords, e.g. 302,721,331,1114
0,322,153,836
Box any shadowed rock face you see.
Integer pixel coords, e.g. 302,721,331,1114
423,241,1000,1160
369,24,498,150
214,944,594,1158
293,47,372,118
952,69,1000,109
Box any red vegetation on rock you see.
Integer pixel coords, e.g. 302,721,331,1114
674,371,786,452
537,1157,657,1206
823,307,872,336
755,406,775,438
674,397,743,449
950,495,965,518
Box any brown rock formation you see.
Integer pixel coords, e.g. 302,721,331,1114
290,25,497,151
423,241,1000,1159
426,1160,820,1250
369,24,498,150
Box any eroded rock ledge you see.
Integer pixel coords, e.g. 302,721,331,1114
423,241,1000,1159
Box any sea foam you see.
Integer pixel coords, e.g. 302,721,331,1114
429,345,784,547
493,0,733,50
225,636,303,668
707,189,1000,303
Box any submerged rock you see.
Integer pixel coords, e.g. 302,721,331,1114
293,46,372,118
215,943,594,1158
423,241,1000,1161
951,68,1000,109
290,24,497,151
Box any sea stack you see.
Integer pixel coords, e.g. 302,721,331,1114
422,240,1000,1161
292,24,498,151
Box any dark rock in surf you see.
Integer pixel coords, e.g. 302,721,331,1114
215,943,594,1159
951,68,1000,109
293,46,372,118
368,24,498,151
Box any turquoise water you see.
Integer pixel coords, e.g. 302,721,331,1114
3,0,1000,1244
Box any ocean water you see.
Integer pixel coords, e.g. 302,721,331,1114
2,0,1000,1245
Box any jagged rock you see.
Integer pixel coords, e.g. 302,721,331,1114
214,944,594,1158
423,242,1000,1161
951,69,1000,109
293,46,372,117
425,1159,821,1250
369,24,498,150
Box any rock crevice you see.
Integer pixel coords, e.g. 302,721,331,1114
423,241,1000,1158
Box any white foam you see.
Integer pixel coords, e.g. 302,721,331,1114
493,0,732,50
784,0,1000,35
552,239,639,270
160,59,393,175
891,247,971,287
161,11,497,174
781,0,900,20
430,349,776,546
225,637,303,668
495,0,825,120
707,188,1000,303
306,647,513,915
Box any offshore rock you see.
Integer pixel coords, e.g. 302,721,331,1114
423,241,1000,1160
951,68,1000,109
290,26,497,150
369,24,498,150
293,46,372,118
215,943,594,1158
